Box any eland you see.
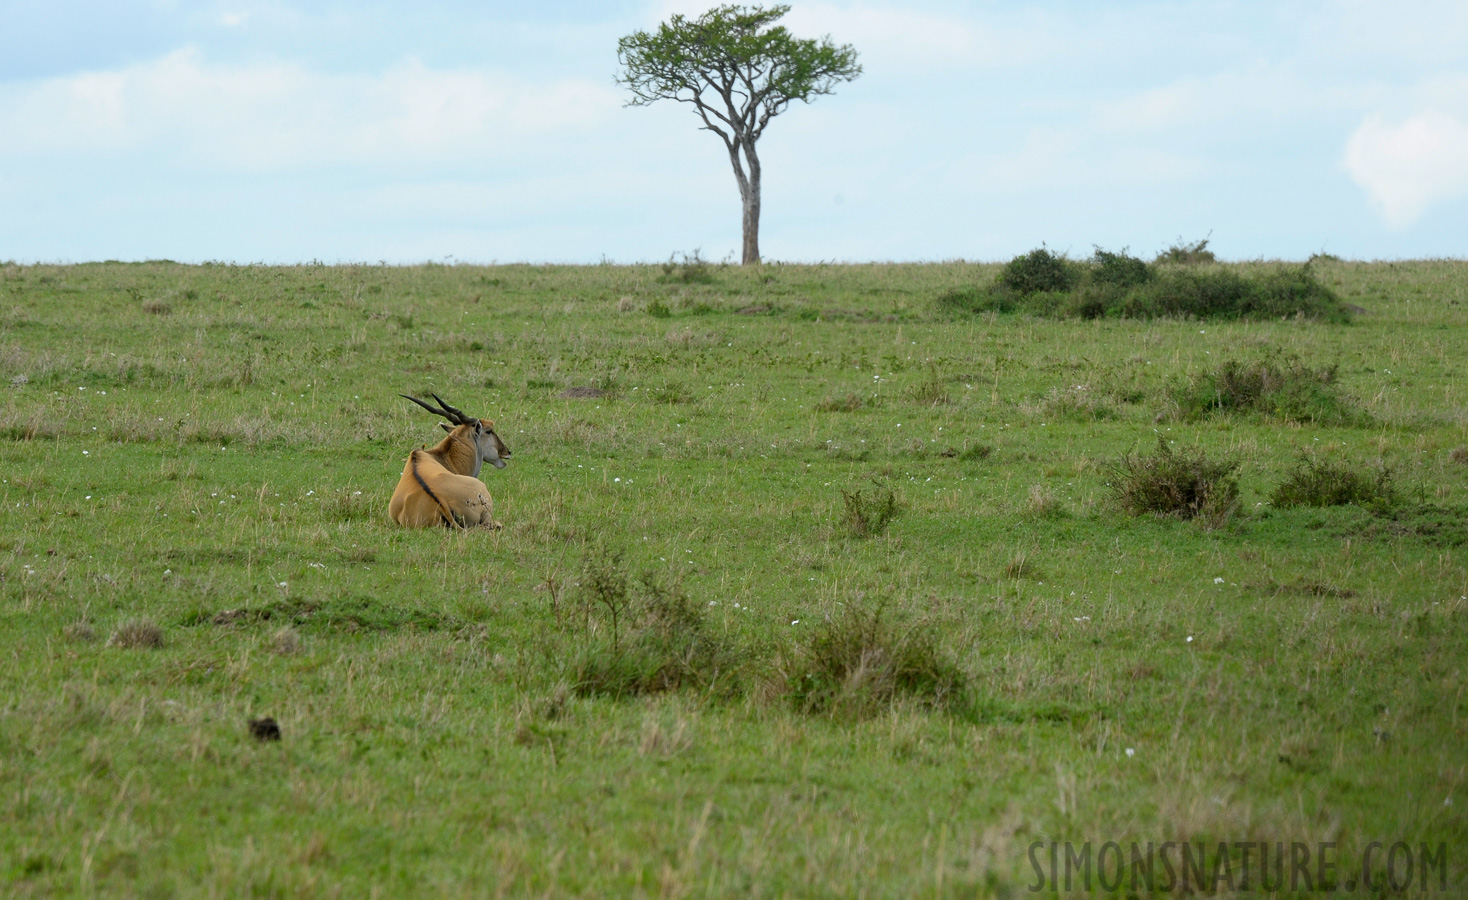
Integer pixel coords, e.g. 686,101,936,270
388,393,511,528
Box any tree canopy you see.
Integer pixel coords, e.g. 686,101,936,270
617,5,860,148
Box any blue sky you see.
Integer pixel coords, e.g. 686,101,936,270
2,0,1465,263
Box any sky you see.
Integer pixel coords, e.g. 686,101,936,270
1,0,1465,263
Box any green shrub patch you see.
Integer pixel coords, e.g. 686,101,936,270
1162,354,1362,425
1108,437,1240,526
1271,456,1396,509
941,247,1349,321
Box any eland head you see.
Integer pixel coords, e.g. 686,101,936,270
400,393,510,476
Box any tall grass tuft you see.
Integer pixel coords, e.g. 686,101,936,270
784,603,968,717
1109,437,1240,527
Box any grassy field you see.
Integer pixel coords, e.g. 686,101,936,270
1,258,1465,897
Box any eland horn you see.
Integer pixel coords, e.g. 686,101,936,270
399,393,473,425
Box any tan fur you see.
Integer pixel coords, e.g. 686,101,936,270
388,421,507,529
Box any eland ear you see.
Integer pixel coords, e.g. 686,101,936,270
440,423,452,433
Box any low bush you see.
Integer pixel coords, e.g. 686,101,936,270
998,247,1079,295
659,250,715,285
840,480,899,537
1156,236,1217,265
784,603,968,717
571,548,741,698
1119,265,1348,321
1108,437,1240,526
1090,247,1154,288
1271,457,1395,509
1163,355,1360,425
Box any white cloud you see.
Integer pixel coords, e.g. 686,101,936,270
0,49,621,170
642,1,1055,70
1345,110,1468,227
780,3,1055,70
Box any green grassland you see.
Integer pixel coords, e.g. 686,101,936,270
1,259,1465,897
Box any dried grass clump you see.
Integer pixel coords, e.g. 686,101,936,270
270,627,302,655
815,393,865,413
109,619,164,649
63,619,98,643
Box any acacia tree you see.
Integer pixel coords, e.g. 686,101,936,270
617,5,860,265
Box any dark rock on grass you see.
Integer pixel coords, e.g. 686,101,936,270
248,717,282,742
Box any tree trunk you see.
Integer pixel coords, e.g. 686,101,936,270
740,141,762,265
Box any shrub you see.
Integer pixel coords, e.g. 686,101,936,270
1271,457,1395,509
1156,236,1217,265
998,247,1078,295
571,549,740,698
1090,247,1154,288
659,250,715,285
1164,355,1360,425
941,246,1346,322
785,603,968,717
840,480,899,537
645,297,672,318
1109,437,1240,526
1121,264,1347,322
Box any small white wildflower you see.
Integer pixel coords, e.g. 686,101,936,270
614,477,620,482
163,569,171,575
1214,577,1225,584
1125,747,1135,758
1186,635,1194,643
791,619,800,625
278,582,288,588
